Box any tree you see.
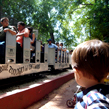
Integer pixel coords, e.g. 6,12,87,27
31,0,72,44
0,0,75,46
1,0,108,48
0,0,36,25
66,0,109,43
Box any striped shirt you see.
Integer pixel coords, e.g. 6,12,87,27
74,84,109,109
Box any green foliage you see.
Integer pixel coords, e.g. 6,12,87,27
67,0,109,44
1,0,109,48
89,1,109,41
1,0,36,23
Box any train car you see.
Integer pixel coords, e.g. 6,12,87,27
48,48,69,70
0,32,70,80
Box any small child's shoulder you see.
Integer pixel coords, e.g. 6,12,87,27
85,89,109,108
75,85,109,109
88,84,109,98
82,84,109,105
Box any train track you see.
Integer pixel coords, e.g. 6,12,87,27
0,69,72,95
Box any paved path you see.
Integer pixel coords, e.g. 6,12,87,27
27,79,77,109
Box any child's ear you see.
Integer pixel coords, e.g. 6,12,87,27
75,68,83,79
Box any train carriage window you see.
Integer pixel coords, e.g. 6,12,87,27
55,48,58,63
67,53,69,63
59,50,61,63
16,37,30,63
65,52,66,63
40,44,44,63
16,42,23,63
62,51,64,63
0,42,5,64
30,44,35,63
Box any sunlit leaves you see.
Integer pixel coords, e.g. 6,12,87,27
1,0,109,47
66,0,109,44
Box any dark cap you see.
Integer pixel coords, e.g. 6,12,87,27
47,39,52,42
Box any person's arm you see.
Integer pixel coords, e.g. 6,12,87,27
30,33,36,44
16,32,24,36
61,47,65,51
54,44,58,50
16,28,29,37
4,28,16,35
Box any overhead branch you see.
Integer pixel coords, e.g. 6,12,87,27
71,6,86,14
81,4,93,6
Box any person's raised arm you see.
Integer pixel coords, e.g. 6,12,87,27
30,33,36,44
4,28,16,35
16,28,29,37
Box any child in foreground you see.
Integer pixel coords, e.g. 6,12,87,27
71,39,109,109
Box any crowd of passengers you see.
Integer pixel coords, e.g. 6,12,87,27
0,17,70,64
47,38,69,53
47,38,70,62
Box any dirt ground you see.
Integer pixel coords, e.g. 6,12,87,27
27,79,77,109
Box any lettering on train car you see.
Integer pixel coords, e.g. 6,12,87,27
35,64,40,69
0,64,8,73
9,66,25,75
25,51,30,57
8,64,39,75
7,48,14,56
31,64,40,69
25,65,28,71
36,52,39,57
29,64,32,70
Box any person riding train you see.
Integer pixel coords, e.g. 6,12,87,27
27,27,36,60
47,39,58,62
27,27,36,49
47,38,57,50
0,17,16,63
16,21,29,63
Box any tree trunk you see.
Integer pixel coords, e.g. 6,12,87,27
50,32,55,44
0,6,2,26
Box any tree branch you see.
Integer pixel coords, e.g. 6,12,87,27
81,4,93,5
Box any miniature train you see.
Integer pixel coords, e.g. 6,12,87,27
0,32,70,79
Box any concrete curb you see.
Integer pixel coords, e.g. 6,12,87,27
0,72,74,109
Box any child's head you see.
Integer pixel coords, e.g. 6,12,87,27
72,39,109,83
0,17,9,27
